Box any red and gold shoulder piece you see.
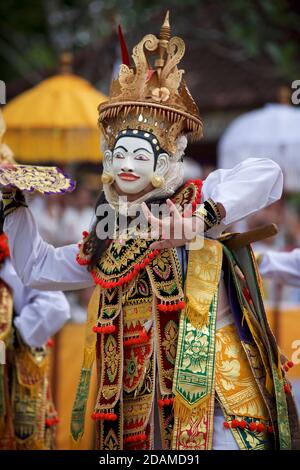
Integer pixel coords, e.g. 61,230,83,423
79,179,203,286
172,179,203,214
92,237,160,289
76,231,93,266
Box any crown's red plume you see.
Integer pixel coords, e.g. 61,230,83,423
118,25,130,67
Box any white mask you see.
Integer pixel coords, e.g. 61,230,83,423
111,136,155,194
107,136,169,195
103,135,186,211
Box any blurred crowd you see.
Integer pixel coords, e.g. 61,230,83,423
29,181,96,323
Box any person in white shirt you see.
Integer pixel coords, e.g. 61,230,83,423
260,248,300,287
0,111,70,449
0,211,70,449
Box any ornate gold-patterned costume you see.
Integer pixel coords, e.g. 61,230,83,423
72,180,299,450
0,112,61,450
0,237,58,450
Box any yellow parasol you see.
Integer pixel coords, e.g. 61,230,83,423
3,54,107,163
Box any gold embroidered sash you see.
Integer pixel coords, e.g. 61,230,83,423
172,239,223,450
215,323,270,421
215,323,273,450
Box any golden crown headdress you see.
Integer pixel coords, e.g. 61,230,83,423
98,12,203,155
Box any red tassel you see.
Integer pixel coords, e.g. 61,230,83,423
157,300,185,312
256,423,266,433
108,413,118,421
47,338,54,348
76,254,90,266
238,420,247,429
93,325,116,334
284,383,292,394
91,412,117,421
124,433,147,444
284,360,294,372
118,25,130,66
124,329,149,347
223,421,230,429
267,426,274,433
249,422,257,432
45,417,60,427
231,419,239,428
158,397,174,408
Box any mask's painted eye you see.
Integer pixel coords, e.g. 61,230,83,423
134,154,150,161
114,152,125,159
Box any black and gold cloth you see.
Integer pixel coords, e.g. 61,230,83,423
0,242,57,450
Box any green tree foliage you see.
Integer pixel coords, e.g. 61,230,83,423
0,0,299,84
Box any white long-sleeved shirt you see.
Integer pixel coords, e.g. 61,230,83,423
0,257,70,347
260,248,300,287
3,157,283,292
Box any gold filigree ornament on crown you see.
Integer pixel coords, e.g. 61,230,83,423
0,110,75,195
98,11,203,156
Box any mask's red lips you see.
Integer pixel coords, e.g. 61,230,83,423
118,172,140,181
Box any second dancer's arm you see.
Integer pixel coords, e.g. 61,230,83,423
3,190,94,291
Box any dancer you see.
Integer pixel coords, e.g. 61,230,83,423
0,112,70,449
2,14,299,450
